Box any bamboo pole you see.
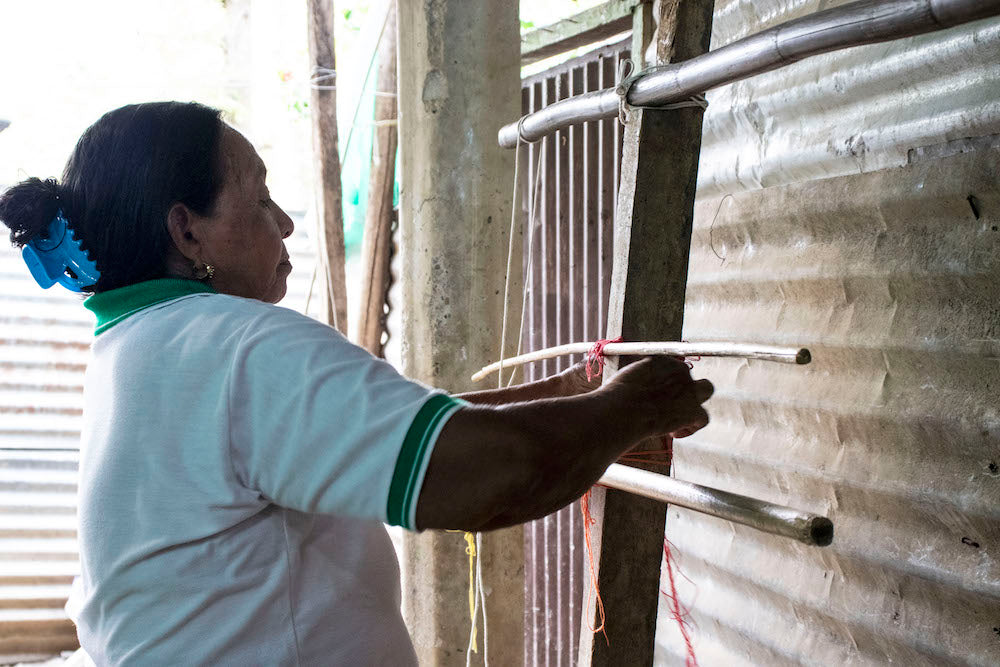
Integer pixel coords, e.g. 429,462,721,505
357,2,398,356
307,0,349,333
472,341,810,382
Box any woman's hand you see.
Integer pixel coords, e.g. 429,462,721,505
604,356,712,438
416,356,714,531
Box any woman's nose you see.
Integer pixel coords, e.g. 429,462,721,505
279,206,295,239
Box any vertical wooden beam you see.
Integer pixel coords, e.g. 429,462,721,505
357,1,398,356
307,0,349,333
579,1,715,665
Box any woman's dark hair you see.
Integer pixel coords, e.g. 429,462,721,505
0,102,224,292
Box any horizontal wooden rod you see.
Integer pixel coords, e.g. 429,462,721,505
600,463,834,546
472,341,810,382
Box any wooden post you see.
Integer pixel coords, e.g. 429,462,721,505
579,1,715,665
307,0,349,333
356,1,398,356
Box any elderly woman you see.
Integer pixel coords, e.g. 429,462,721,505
0,102,712,665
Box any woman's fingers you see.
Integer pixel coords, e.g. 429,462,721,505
663,379,712,438
692,378,714,403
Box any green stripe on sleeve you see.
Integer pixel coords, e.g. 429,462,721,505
387,394,465,529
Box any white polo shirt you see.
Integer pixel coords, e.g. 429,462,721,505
73,279,463,665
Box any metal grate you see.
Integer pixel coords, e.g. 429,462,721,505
519,40,628,667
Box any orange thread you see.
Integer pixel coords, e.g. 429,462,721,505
580,490,608,644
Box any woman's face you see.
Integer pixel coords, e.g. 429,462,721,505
197,126,295,303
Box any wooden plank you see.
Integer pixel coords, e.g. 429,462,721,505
306,0,348,333
579,1,715,665
356,2,397,356
521,0,639,65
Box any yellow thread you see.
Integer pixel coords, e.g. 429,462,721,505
464,531,478,653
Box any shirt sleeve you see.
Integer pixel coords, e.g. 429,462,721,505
227,306,464,529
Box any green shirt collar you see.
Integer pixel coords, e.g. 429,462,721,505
83,278,216,336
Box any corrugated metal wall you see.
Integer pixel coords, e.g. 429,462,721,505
0,238,85,660
656,2,1000,665
0,215,319,661
520,41,627,667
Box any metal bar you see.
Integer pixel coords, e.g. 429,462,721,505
499,0,1000,147
599,463,834,547
472,341,810,382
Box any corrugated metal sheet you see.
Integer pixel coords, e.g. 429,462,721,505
656,3,1000,665
519,40,627,667
0,214,319,661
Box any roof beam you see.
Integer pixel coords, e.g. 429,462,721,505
520,0,640,65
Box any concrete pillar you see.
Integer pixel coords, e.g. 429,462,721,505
396,1,523,665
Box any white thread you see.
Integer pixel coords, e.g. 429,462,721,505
466,545,481,667
476,531,488,666
507,132,544,387
497,118,525,390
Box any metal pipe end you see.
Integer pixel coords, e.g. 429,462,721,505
795,348,812,365
809,517,834,547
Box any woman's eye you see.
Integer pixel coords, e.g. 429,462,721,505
259,198,272,209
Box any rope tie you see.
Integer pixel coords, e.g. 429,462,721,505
585,336,623,382
615,59,709,125
309,66,337,91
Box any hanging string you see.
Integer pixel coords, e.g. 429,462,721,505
506,124,545,388
476,531,488,662
662,535,698,667
580,489,608,644
463,532,479,656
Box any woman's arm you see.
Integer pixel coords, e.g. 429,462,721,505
456,362,600,405
416,356,713,532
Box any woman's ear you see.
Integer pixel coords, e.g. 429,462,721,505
166,202,202,262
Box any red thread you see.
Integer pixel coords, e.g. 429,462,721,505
662,535,697,667
585,336,623,382
580,491,608,644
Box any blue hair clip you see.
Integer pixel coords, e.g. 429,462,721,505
22,210,100,292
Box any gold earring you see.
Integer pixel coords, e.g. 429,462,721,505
193,263,215,281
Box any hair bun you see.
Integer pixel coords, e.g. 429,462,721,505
0,177,66,248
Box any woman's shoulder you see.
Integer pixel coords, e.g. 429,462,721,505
187,294,353,355
180,292,335,335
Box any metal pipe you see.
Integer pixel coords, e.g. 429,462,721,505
472,340,810,382
499,0,1000,147
599,463,834,546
